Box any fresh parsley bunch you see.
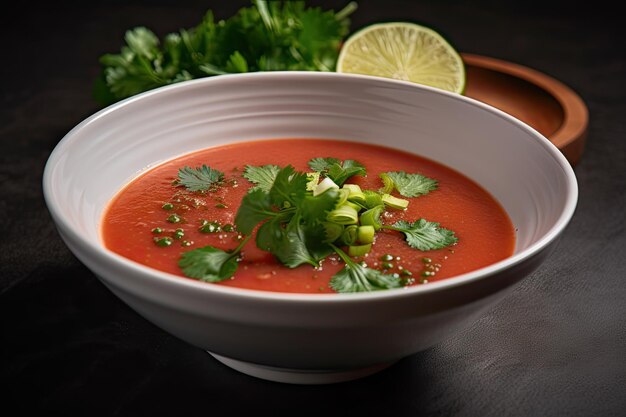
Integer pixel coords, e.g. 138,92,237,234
94,0,358,105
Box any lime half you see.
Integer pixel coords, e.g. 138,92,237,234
336,22,465,94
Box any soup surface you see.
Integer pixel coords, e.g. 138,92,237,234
102,139,515,293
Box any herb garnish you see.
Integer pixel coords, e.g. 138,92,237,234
94,0,358,105
329,245,403,292
243,164,281,192
176,159,457,292
382,219,458,251
380,171,438,197
179,237,250,282
308,157,366,186
177,165,224,192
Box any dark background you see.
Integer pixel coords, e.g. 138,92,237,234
1,1,624,416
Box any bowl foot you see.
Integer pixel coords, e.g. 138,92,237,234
208,351,396,384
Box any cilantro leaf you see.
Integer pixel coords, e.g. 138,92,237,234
329,245,402,292
301,222,335,261
274,216,320,268
384,219,457,250
255,217,283,253
327,161,366,186
256,190,338,266
269,165,309,208
308,157,340,172
299,189,340,224
380,171,438,197
243,164,280,192
178,246,239,282
234,189,275,235
177,165,224,191
256,215,320,268
308,157,366,186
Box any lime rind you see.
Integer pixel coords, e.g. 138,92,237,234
336,22,465,94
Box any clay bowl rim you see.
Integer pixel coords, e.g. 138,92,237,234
461,53,589,157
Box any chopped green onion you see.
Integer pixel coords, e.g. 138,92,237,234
162,203,175,210
363,190,384,209
344,201,362,212
306,172,321,191
382,194,409,210
343,184,366,205
360,205,384,231
313,177,339,196
348,243,372,257
357,225,375,244
328,205,359,225
339,225,358,245
335,188,350,206
342,184,361,193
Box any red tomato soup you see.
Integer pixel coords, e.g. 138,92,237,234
102,139,515,293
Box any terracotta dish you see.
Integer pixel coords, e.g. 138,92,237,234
462,53,588,166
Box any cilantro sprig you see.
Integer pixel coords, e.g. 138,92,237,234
177,158,457,293
243,164,280,192
383,220,458,251
95,0,358,105
308,157,366,186
178,236,250,282
380,171,438,197
329,244,402,292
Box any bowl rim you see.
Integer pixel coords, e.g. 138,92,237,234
43,71,579,303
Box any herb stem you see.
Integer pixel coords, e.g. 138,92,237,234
233,234,252,254
329,243,353,266
335,1,358,21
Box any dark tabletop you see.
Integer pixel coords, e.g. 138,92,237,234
2,1,625,416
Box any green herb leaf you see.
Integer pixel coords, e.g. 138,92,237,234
243,164,281,192
380,171,438,197
384,219,457,250
178,246,239,282
269,165,309,208
329,245,402,292
308,157,366,186
95,1,355,105
234,189,276,235
308,157,341,172
256,214,321,268
299,189,340,224
177,165,224,192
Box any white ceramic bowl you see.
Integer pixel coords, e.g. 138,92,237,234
43,72,577,384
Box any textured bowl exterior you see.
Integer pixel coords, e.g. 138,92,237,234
43,72,577,371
